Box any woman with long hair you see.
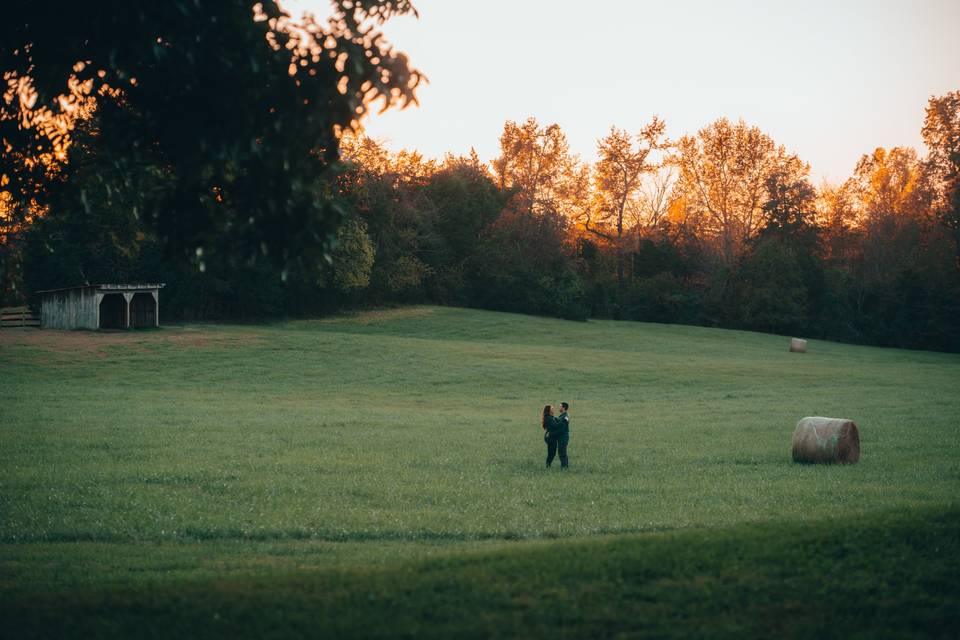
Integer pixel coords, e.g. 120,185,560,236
541,404,563,468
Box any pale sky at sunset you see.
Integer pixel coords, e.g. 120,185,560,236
288,0,960,183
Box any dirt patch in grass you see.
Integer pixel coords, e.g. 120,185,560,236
295,306,439,327
0,326,264,355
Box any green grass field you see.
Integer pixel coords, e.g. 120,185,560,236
1,306,958,638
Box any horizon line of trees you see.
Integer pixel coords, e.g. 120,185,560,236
325,96,959,352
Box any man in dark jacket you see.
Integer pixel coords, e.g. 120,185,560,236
556,402,570,468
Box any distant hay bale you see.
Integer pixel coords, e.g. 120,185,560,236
789,338,807,353
791,417,860,464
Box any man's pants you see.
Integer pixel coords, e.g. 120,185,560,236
546,437,569,467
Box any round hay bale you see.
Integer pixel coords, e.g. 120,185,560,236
791,417,860,464
789,338,807,353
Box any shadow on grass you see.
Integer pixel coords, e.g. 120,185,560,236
3,505,958,639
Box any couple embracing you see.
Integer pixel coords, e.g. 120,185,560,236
541,402,570,468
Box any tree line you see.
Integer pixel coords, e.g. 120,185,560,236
352,101,960,352
1,3,957,351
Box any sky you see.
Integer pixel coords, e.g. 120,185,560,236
287,0,960,183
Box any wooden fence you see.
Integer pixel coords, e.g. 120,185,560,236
1,306,40,328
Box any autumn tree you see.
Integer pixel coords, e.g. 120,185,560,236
492,118,582,219
585,117,666,294
841,148,929,285
671,118,808,267
845,147,932,221
922,90,960,263
815,182,860,266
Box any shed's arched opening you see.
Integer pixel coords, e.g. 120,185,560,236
130,292,157,328
99,294,127,329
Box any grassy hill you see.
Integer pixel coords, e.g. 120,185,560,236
1,306,958,637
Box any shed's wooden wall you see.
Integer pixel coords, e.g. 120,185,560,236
41,288,99,329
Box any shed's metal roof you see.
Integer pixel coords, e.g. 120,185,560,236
36,283,166,294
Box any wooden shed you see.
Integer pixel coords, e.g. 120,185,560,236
37,283,165,330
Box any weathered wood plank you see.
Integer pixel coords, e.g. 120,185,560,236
0,307,40,328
